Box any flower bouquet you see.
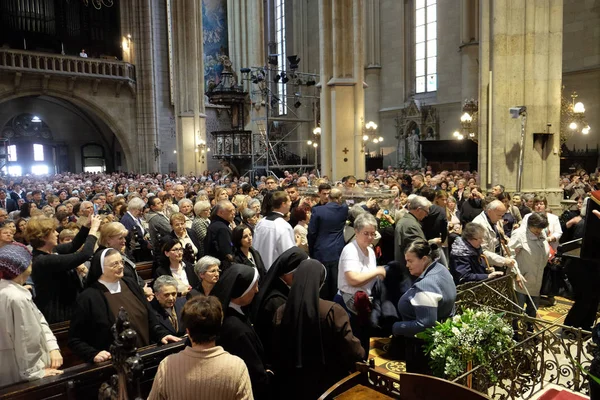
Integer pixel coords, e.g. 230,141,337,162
416,308,515,384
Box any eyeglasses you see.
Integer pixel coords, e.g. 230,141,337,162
106,260,124,269
361,231,377,238
419,207,430,216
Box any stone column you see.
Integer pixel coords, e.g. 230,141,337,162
319,0,365,179
478,0,563,206
364,0,382,152
460,0,479,102
171,0,206,175
227,0,265,72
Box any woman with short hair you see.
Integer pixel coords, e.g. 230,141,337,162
449,223,504,284
0,243,63,386
191,200,211,258
393,239,457,374
68,248,180,363
508,212,550,319
187,255,221,298
169,212,202,263
177,199,194,229
335,213,386,355
26,215,102,323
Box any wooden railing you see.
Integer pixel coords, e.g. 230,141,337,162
0,49,135,83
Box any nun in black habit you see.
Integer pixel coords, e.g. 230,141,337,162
272,259,365,399
249,246,308,360
212,264,271,400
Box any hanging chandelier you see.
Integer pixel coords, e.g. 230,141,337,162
560,88,591,148
66,0,115,10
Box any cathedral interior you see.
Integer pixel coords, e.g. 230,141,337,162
0,0,598,196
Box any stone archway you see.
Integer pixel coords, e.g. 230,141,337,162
0,90,136,172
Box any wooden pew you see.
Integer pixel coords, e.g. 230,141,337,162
135,260,154,281
0,341,186,399
319,361,488,400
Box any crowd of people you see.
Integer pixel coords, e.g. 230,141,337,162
0,167,598,398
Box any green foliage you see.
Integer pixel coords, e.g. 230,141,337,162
416,308,515,382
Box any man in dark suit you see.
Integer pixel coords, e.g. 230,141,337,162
120,197,153,261
9,184,25,203
149,275,187,336
419,188,448,265
308,188,349,300
0,189,17,213
204,200,236,269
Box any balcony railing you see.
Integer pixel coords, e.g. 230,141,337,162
0,49,135,83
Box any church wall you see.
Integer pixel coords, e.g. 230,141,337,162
562,0,600,157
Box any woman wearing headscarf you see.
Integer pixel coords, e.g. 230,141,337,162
250,247,308,355
272,260,364,400
68,249,180,364
0,244,63,386
212,264,270,400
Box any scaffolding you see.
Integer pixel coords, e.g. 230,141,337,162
240,64,320,179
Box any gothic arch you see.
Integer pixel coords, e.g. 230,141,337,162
0,89,135,171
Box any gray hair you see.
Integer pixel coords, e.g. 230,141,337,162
194,255,221,277
522,193,535,202
462,222,486,241
247,198,261,209
407,196,431,211
486,199,505,211
349,204,367,220
353,213,378,232
329,188,343,201
128,197,146,211
178,198,193,208
153,275,179,293
193,200,211,215
241,207,256,220
527,212,549,229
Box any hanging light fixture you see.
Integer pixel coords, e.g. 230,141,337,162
560,89,591,149
66,0,115,10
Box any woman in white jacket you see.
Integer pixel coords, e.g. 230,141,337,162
0,243,63,387
508,212,550,319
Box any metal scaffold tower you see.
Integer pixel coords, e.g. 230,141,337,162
240,59,320,178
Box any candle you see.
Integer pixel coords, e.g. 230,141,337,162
61,42,64,54
23,38,26,50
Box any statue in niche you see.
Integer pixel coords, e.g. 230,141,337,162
426,128,434,140
398,135,406,165
408,128,420,166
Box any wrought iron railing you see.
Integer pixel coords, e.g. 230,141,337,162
454,275,595,399
0,49,135,83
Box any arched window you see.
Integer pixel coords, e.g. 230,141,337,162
81,144,106,173
415,0,437,93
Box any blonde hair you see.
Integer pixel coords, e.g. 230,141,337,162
25,216,58,249
98,222,129,247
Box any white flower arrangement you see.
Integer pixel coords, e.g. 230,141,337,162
416,308,516,382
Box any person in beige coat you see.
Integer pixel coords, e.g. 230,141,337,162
471,200,515,269
148,295,252,400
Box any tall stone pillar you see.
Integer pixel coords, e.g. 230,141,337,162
364,0,382,149
478,0,563,206
227,0,265,72
460,0,479,102
319,0,365,180
171,0,206,175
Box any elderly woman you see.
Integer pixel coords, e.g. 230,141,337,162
191,200,211,258
335,213,386,355
449,223,504,285
232,224,266,278
169,213,202,263
509,212,550,319
156,237,200,297
393,239,457,374
97,222,151,296
177,199,194,229
213,264,270,400
68,249,180,363
187,255,221,298
26,215,102,323
0,244,63,386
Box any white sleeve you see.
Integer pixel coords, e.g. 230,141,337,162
12,299,47,381
339,245,362,273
